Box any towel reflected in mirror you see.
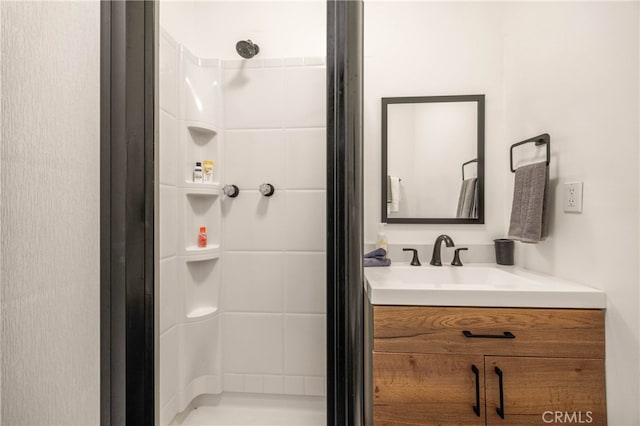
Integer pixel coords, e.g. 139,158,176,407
387,176,401,214
456,177,477,218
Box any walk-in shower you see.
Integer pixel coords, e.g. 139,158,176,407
158,2,329,424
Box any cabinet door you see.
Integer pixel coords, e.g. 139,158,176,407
373,352,485,425
485,356,606,425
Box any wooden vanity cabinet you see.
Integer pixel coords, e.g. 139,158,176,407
484,356,606,425
373,352,485,425
366,305,607,426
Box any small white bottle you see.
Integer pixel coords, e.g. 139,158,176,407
376,223,388,251
203,160,214,184
193,162,203,183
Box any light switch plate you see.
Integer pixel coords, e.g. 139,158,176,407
564,182,583,213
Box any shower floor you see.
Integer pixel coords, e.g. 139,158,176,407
175,393,326,426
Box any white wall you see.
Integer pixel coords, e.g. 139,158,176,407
503,3,639,424
158,30,185,425
220,56,327,397
0,2,100,425
364,2,508,245
366,1,640,423
160,1,326,59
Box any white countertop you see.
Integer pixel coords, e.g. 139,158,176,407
364,263,606,309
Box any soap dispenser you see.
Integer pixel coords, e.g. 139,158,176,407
376,223,388,251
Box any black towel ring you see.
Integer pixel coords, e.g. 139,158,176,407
462,159,478,181
510,133,551,173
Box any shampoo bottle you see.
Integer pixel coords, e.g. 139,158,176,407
198,226,207,248
203,160,214,183
376,223,388,252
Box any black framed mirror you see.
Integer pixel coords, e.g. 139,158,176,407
381,94,485,224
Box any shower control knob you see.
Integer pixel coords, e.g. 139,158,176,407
223,184,239,198
259,183,275,197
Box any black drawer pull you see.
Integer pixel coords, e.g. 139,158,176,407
495,366,505,419
463,330,515,339
471,365,480,417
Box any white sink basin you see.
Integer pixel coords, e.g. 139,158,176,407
364,264,606,308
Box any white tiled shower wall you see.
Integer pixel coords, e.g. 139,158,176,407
160,29,327,410
220,57,327,397
159,30,181,420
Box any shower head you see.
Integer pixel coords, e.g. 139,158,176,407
236,40,260,59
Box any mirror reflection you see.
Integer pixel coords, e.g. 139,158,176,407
382,95,484,224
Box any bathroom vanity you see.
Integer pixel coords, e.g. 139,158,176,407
364,265,607,425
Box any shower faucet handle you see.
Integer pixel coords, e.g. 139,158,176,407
259,183,275,197
223,184,239,198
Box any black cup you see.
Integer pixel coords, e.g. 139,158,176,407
494,239,514,265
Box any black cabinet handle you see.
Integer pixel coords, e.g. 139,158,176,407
495,366,505,419
462,331,515,339
471,365,480,417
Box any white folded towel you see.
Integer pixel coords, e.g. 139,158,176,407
388,176,401,213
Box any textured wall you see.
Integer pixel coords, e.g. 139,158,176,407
1,2,100,425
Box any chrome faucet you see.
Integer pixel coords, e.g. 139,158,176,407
430,234,455,266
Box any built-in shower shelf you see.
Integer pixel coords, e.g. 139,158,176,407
186,121,217,136
186,306,218,321
183,245,221,260
182,184,221,195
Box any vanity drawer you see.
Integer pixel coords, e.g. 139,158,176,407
373,306,605,359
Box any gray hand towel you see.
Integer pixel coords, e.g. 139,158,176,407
364,257,391,267
456,178,477,218
364,248,387,259
508,162,549,243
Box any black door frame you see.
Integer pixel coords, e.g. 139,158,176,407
100,1,363,424
327,1,365,425
101,1,155,425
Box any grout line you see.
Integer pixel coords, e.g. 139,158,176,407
224,311,325,317
220,188,326,192
223,250,326,254
224,126,327,132
224,127,327,132
282,250,286,379
280,189,327,192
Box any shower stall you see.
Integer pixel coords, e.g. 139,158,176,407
157,2,333,424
